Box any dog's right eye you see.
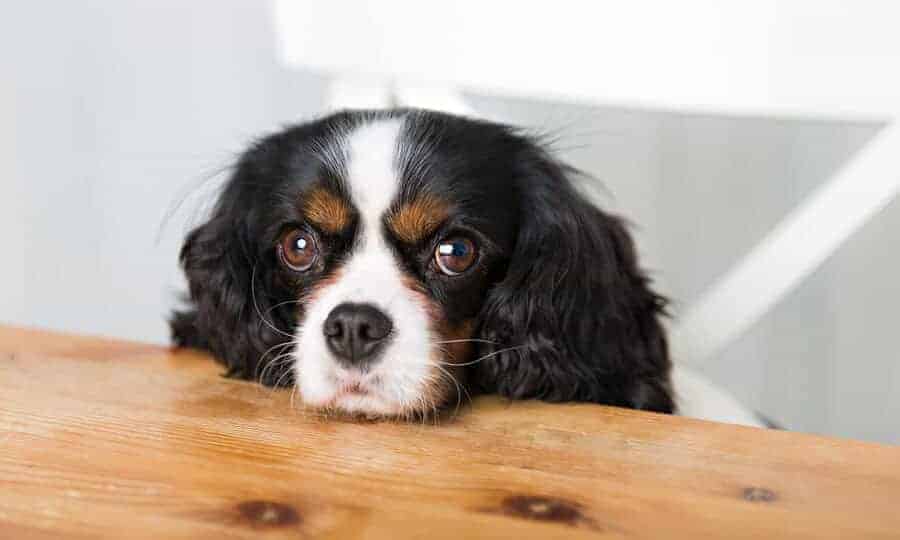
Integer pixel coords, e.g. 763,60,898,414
278,229,318,272
434,236,477,276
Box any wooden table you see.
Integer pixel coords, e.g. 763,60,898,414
2,326,899,539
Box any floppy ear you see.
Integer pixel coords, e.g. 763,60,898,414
472,154,674,413
170,179,293,386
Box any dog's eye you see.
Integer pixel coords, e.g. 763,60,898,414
278,229,318,272
434,236,477,275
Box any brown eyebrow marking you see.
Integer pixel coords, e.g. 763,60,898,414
387,194,451,244
303,188,352,234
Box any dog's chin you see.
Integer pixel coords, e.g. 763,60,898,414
307,394,435,422
297,372,440,421
327,392,405,418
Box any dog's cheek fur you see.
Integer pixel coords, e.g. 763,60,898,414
402,276,473,409
427,317,474,408
470,153,675,413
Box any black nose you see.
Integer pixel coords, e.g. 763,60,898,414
323,302,393,368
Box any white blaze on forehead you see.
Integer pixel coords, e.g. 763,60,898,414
345,119,403,236
294,117,435,414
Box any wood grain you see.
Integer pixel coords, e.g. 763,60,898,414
1,325,899,539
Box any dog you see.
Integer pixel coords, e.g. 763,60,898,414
171,108,763,426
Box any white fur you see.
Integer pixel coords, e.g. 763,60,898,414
293,118,436,415
672,364,765,427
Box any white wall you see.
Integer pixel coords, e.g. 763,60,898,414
0,77,26,323
1,1,327,342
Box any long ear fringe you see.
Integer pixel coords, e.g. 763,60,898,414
471,153,674,413
169,208,292,387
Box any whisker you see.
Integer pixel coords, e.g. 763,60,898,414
423,373,445,426
264,298,304,318
255,341,294,384
289,368,302,412
431,362,466,419
255,352,296,396
257,349,294,383
430,338,499,345
418,393,427,427
251,264,294,340
438,345,529,367
271,358,296,389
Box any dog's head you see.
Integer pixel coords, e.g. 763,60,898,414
172,109,673,418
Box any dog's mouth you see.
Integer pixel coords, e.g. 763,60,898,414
337,381,370,397
298,353,464,420
331,371,380,396
317,372,403,416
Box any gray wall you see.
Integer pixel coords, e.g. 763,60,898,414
2,1,896,444
470,97,894,444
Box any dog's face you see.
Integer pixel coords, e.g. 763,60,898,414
173,110,674,419
278,114,520,416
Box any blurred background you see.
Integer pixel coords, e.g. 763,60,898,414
2,1,898,444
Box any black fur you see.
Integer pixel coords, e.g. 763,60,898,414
471,147,673,412
171,109,674,414
172,136,297,385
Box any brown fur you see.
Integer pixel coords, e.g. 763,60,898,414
387,195,450,244
399,275,473,413
303,188,352,234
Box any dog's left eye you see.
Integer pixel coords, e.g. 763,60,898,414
434,236,477,275
278,229,318,272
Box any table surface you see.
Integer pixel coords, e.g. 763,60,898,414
2,326,899,539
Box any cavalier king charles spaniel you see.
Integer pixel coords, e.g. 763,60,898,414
171,109,763,426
